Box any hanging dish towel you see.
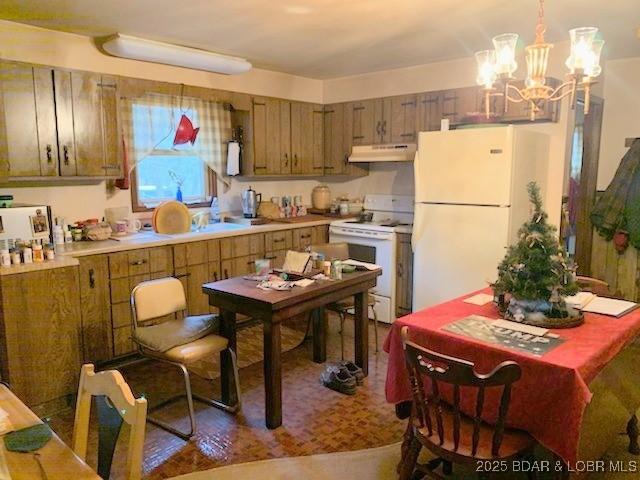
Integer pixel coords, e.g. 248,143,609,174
227,141,240,176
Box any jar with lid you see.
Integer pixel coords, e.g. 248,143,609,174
44,243,55,261
10,249,21,265
23,246,33,264
311,185,331,211
33,244,44,263
0,249,10,267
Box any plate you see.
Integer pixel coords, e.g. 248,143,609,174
153,201,191,234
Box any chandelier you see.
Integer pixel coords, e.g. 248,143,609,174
475,0,604,120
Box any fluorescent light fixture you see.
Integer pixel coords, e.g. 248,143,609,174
99,34,252,75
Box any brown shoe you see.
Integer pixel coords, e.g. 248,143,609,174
320,365,357,395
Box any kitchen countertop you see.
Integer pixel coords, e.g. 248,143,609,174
0,255,79,276
56,218,334,257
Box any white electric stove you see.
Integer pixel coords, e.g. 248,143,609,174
329,194,414,323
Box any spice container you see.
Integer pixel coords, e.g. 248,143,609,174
10,249,21,265
323,261,332,277
44,244,55,261
72,228,83,242
23,246,33,263
0,249,10,267
33,244,44,263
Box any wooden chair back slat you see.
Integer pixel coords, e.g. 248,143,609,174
452,384,461,451
472,385,485,456
401,326,521,458
430,376,445,445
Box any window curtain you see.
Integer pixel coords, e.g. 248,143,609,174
120,93,233,188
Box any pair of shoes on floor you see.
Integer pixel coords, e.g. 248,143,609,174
320,361,364,396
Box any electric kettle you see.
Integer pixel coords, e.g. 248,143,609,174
241,186,262,218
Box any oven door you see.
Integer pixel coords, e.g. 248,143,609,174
328,225,395,299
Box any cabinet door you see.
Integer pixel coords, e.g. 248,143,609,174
291,102,314,174
311,225,328,245
417,92,443,132
323,103,348,175
0,62,57,177
79,256,113,364
346,99,377,146
396,233,414,316
312,105,325,173
252,97,283,175
186,262,211,315
389,95,417,143
0,267,82,406
293,227,313,251
71,71,106,176
265,230,292,251
101,75,122,177
53,70,77,176
279,100,291,173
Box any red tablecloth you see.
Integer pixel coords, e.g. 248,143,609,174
384,289,640,463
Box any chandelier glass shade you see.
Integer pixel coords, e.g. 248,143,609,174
475,0,603,120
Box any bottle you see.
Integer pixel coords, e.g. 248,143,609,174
23,246,33,264
64,228,73,243
210,197,221,223
33,244,44,263
44,243,55,261
53,224,65,245
10,249,21,265
0,249,10,267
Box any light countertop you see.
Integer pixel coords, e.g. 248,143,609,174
0,255,79,276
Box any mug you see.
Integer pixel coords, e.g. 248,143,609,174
114,220,127,235
125,218,142,233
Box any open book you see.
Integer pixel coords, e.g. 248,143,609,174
565,292,638,317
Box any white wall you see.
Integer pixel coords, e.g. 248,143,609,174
597,56,640,191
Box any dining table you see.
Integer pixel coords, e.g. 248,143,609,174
0,383,99,479
203,268,381,429
385,288,640,472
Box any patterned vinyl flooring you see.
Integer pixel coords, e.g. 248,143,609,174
46,315,404,479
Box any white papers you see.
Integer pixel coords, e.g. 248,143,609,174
565,291,597,309
342,259,381,271
492,319,549,337
581,297,638,317
293,279,314,288
463,293,494,306
226,141,240,176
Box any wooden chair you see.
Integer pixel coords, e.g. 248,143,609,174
130,277,241,439
72,364,147,480
310,242,379,358
398,326,536,480
575,276,613,297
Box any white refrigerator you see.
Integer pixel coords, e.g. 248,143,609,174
412,126,549,311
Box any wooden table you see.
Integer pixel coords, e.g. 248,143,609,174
203,269,381,429
0,384,99,479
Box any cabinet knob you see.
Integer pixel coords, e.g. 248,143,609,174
46,144,53,163
283,153,288,167
213,271,218,282
130,259,147,266
397,263,403,277
223,269,229,279
89,269,96,289
63,145,70,165
293,154,298,166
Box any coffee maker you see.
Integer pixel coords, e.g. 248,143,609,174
241,187,262,218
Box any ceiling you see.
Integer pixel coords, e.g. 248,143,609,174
1,0,639,79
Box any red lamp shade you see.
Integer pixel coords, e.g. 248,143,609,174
173,114,199,146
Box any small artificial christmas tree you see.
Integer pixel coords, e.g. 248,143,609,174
493,182,581,326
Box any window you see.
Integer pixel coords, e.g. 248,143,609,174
127,98,219,212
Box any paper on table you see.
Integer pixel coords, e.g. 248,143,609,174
342,259,381,271
463,293,494,306
581,297,638,317
492,319,549,337
293,279,314,288
564,291,597,309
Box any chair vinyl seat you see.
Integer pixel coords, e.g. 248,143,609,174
328,297,376,312
414,407,534,461
144,334,228,364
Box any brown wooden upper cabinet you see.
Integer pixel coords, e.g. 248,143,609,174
0,60,121,179
291,102,324,175
323,103,368,177
345,95,417,146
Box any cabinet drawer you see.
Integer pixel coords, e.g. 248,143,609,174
265,230,292,251
173,244,187,269
128,250,150,276
113,325,135,357
293,228,313,250
110,277,130,304
108,250,150,278
311,225,328,245
149,246,173,273
265,249,287,269
249,234,265,255
235,255,258,277
186,241,208,265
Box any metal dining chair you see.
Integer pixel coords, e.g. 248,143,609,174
310,242,379,358
130,277,241,439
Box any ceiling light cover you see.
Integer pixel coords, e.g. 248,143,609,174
100,34,252,75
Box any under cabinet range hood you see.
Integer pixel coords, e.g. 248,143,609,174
348,143,417,162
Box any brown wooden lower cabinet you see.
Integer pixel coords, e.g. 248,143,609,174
0,266,82,408
78,255,112,364
396,232,413,317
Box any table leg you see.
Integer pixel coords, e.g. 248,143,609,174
219,309,237,406
354,290,369,376
628,414,640,455
264,316,282,429
312,307,327,363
